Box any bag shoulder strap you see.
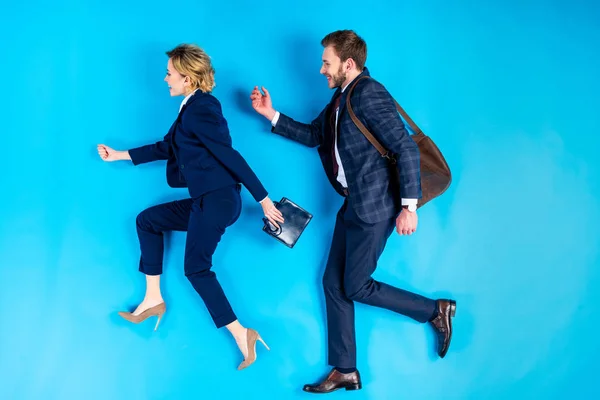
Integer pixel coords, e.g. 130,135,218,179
346,76,424,160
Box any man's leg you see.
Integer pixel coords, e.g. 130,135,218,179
342,204,437,323
322,202,356,369
304,202,363,394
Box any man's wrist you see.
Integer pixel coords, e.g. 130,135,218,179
402,204,417,213
401,198,417,213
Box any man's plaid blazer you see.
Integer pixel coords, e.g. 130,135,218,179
272,68,421,224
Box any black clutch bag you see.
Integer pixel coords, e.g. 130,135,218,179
262,197,313,248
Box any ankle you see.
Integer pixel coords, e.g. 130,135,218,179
234,328,248,342
335,367,357,374
142,296,163,305
428,300,440,321
226,320,246,339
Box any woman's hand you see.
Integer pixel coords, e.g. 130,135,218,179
97,144,130,161
260,197,285,229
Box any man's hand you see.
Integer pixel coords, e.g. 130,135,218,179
396,209,418,235
250,86,276,121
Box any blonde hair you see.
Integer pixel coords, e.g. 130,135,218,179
166,44,216,93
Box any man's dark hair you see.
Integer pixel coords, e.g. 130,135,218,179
321,30,367,70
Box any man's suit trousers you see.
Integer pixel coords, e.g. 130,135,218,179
323,200,437,368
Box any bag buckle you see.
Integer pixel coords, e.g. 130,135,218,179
383,152,397,164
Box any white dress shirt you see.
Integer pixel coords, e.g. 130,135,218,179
179,89,198,112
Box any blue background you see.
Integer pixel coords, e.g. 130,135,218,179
1,0,599,398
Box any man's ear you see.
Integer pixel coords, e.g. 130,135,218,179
346,58,356,72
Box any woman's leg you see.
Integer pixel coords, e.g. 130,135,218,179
184,186,241,326
184,186,255,357
132,275,163,316
133,198,194,314
225,320,249,358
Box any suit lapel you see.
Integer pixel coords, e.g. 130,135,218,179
167,120,177,145
170,90,202,144
325,89,341,144
337,89,348,122
335,68,371,133
179,90,200,117
329,88,341,113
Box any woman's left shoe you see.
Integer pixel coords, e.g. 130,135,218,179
237,328,270,370
118,302,166,331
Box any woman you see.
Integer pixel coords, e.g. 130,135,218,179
97,43,284,371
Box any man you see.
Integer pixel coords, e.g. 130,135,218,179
250,30,456,393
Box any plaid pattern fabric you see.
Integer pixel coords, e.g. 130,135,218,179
272,68,421,224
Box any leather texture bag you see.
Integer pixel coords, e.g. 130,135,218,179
346,76,452,208
262,197,313,248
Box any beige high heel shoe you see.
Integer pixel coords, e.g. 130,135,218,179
237,328,270,370
118,303,166,331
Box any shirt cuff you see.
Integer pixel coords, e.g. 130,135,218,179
259,195,268,203
271,111,280,127
401,198,418,206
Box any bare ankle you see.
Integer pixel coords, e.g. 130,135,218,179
226,321,247,340
235,328,248,342
142,297,163,305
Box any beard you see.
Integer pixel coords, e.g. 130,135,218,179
331,64,347,88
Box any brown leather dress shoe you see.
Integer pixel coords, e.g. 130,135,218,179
303,368,362,394
429,299,457,358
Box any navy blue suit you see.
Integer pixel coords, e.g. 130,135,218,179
272,68,436,368
129,90,268,328
130,90,268,202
